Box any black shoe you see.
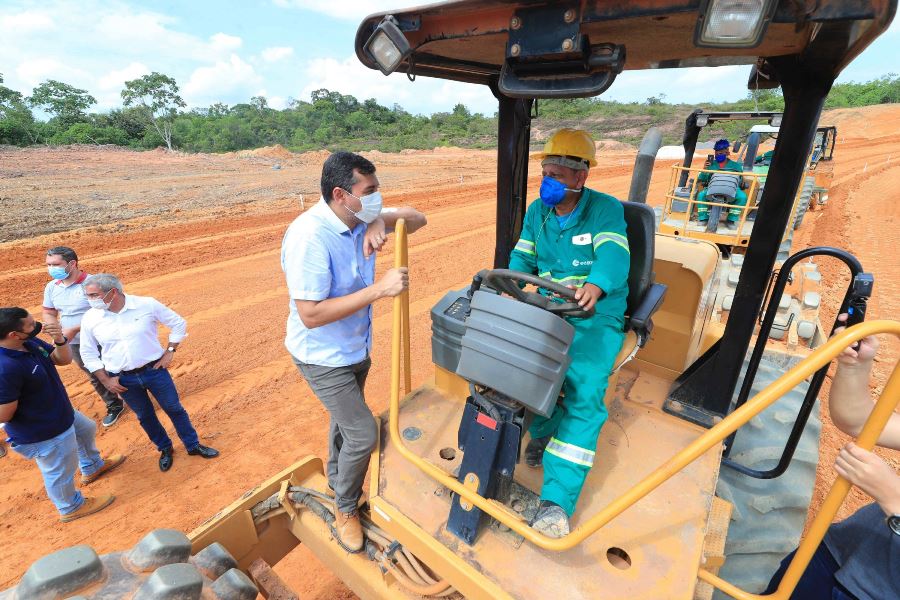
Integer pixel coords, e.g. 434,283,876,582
525,436,551,467
725,220,738,230
159,447,174,472
102,404,127,427
187,444,219,459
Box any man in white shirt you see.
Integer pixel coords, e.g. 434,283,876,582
42,246,126,427
282,151,426,552
79,274,218,472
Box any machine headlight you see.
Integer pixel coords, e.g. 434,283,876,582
695,0,775,48
364,16,412,75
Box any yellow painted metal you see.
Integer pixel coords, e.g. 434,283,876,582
393,215,900,559
698,320,900,599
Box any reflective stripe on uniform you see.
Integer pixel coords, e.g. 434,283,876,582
538,272,588,288
545,437,595,467
593,232,629,253
514,238,536,255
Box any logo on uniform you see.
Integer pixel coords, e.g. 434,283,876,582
572,258,593,267
571,233,591,245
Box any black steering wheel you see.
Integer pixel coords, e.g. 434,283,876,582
481,269,595,319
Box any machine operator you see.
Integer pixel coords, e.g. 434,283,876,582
696,138,749,229
508,128,629,538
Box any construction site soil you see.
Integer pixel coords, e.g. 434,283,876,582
1,104,898,597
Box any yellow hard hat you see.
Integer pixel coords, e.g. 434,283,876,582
538,128,597,169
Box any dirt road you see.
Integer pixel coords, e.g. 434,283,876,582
0,105,897,596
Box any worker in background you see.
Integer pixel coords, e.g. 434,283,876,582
282,151,427,552
42,246,127,427
79,274,218,472
696,138,748,229
508,128,629,538
765,315,899,599
0,307,125,522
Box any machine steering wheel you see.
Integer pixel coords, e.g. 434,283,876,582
481,269,595,319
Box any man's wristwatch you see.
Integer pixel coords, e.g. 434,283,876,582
888,514,900,537
167,345,176,353
54,336,68,347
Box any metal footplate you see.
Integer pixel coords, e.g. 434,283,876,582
1,529,258,600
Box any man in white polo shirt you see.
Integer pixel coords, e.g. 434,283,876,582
79,274,218,472
282,151,426,552
42,246,126,427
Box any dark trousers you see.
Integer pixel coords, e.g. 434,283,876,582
71,343,122,412
293,356,375,515
764,544,859,600
117,367,200,452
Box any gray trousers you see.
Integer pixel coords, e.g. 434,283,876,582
70,343,122,412
293,356,376,514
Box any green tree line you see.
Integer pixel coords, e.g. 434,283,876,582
1,72,898,153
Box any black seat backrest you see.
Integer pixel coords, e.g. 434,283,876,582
620,201,655,316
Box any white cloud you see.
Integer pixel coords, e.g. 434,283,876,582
183,54,263,105
272,0,419,20
98,62,150,90
15,57,92,91
210,32,243,53
0,9,54,33
262,46,294,62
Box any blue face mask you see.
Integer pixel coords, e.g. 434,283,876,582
48,264,69,280
715,152,727,162
539,176,580,207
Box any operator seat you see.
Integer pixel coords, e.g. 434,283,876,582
612,201,667,371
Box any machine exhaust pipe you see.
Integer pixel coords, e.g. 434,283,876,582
628,127,663,204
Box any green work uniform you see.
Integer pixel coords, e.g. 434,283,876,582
697,158,748,223
508,188,629,516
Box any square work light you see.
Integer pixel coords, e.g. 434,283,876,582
695,0,776,48
364,16,412,75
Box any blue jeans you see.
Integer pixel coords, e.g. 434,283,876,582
117,367,199,452
764,545,858,600
10,411,104,515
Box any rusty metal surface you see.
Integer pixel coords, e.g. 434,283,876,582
249,558,300,600
377,370,724,600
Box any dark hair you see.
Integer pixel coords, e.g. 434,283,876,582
320,152,376,203
0,307,29,338
47,246,78,263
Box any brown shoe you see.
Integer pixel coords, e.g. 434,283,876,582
81,454,127,485
333,504,364,552
60,495,115,522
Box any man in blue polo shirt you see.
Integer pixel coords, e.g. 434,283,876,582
282,151,426,552
0,307,125,522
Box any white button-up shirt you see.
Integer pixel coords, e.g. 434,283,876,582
79,294,188,374
281,197,375,367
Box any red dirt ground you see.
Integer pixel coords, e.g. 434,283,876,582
0,104,897,597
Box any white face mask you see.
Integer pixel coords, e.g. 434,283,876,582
88,290,113,311
343,190,383,224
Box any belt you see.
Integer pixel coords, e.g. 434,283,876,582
116,357,163,376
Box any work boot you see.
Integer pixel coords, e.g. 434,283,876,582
102,404,127,428
60,495,115,523
81,454,126,485
334,503,364,553
725,220,738,230
524,436,551,467
531,500,570,538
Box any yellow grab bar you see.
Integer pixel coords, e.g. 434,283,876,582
390,218,900,595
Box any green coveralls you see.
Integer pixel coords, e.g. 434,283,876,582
508,188,629,516
696,158,748,223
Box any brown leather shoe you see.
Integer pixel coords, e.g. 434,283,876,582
60,495,115,522
81,454,127,485
334,504,364,552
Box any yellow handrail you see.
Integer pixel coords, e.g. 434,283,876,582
390,218,900,596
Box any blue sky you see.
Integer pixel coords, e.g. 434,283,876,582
1,0,897,117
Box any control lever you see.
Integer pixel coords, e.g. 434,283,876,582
845,272,874,348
